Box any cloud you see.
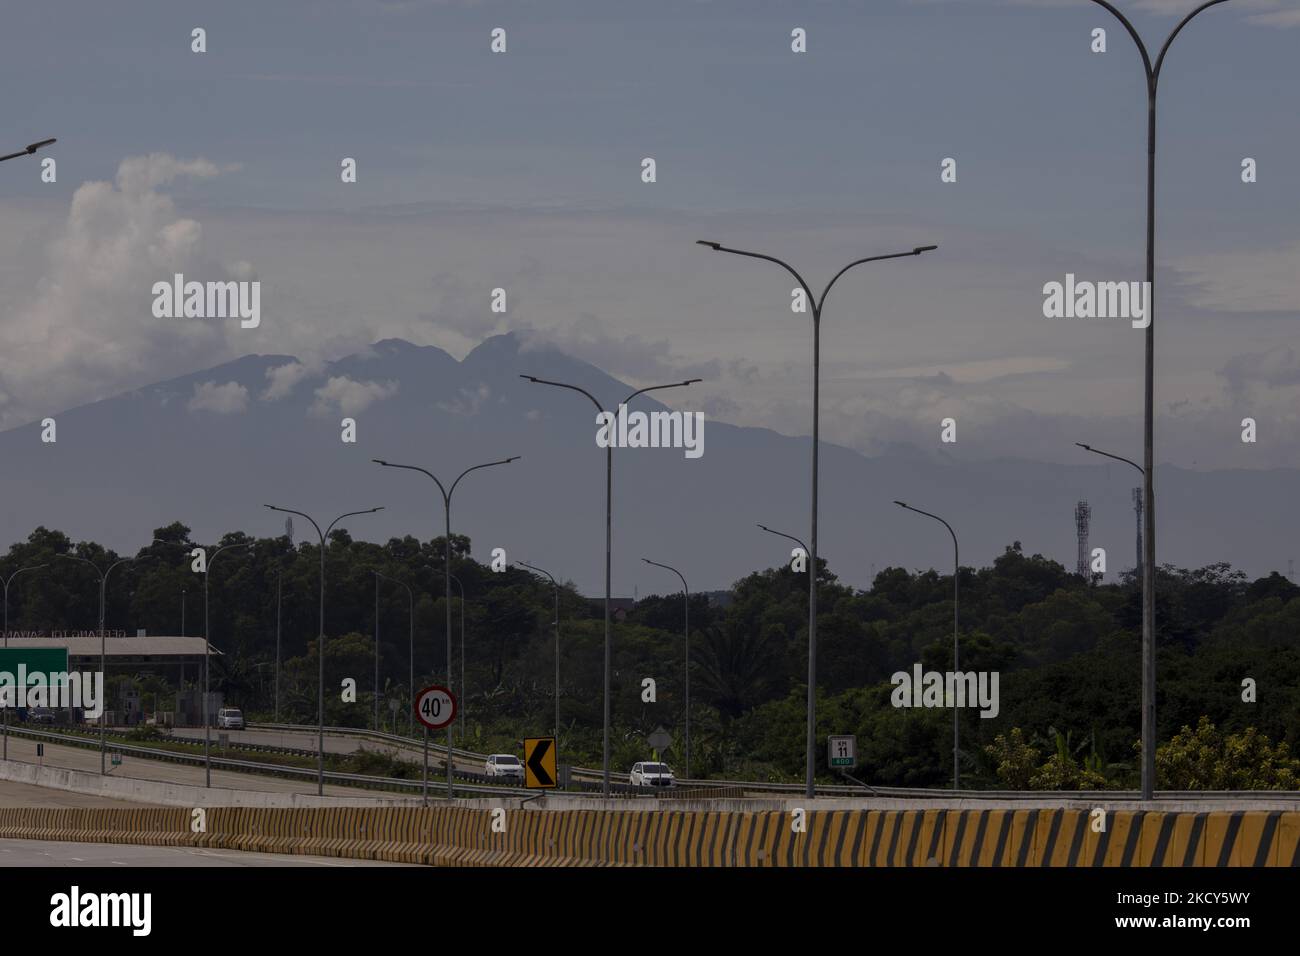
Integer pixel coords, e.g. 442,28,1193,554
309,376,399,416
419,272,515,341
113,154,223,195
263,361,316,401
438,382,492,415
518,313,720,383
188,380,249,414
1219,347,1300,399
0,153,242,428
920,0,1299,26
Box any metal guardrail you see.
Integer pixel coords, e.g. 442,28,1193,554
231,723,1300,802
5,725,530,799
246,721,637,791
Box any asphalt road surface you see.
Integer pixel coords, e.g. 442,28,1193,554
0,778,149,808
0,736,414,801
0,838,410,866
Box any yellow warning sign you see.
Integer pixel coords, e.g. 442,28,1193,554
523,736,557,789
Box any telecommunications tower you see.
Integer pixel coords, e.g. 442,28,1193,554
1075,500,1091,580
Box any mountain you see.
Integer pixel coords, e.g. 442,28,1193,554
0,333,1293,593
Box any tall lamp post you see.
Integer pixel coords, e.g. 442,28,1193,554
273,570,281,722
698,240,937,798
371,571,381,731
449,573,466,740
894,501,960,790
0,138,56,164
264,505,383,795
2,563,46,760
202,541,253,787
641,558,692,779
517,561,561,739
375,571,414,737
519,374,700,795
372,456,517,800
1072,0,1231,802
55,552,151,774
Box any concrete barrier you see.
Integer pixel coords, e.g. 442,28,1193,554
0,804,1296,866
4,759,1298,866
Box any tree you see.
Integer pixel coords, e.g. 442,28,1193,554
1153,716,1300,790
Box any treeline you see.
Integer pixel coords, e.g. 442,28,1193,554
2,526,1298,788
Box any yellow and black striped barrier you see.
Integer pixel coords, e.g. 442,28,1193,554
0,806,1296,866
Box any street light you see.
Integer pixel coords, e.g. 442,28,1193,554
1075,442,1144,476
894,500,960,790
1071,0,1231,804
372,456,517,800
699,239,937,798
264,505,383,795
641,557,692,779
2,563,46,759
200,541,254,787
374,571,414,737
55,552,152,774
520,374,701,795
516,561,561,740
757,522,808,560
0,138,56,164
448,573,466,740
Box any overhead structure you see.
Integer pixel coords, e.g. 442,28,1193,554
1075,500,1091,580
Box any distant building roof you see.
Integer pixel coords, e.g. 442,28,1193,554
0,636,218,658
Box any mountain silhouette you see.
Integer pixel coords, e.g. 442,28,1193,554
0,333,1293,593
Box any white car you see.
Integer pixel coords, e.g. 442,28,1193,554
216,707,245,730
630,761,675,788
485,754,524,782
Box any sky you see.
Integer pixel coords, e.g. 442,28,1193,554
1,0,1297,475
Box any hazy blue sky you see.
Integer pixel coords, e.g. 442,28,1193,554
1,0,1297,471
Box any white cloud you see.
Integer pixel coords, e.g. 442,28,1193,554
113,154,222,195
438,382,492,415
0,154,243,428
263,361,313,401
188,380,249,414
1173,242,1300,312
309,376,399,416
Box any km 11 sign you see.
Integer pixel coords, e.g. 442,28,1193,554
414,685,456,731
828,735,857,769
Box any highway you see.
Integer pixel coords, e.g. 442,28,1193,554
0,735,411,800
0,778,147,808
0,838,409,867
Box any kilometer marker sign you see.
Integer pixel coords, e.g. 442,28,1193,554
414,685,457,731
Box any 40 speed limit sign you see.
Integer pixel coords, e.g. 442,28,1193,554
414,685,457,731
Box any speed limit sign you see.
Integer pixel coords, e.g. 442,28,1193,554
414,684,457,731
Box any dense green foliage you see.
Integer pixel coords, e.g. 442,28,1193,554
3,527,1297,789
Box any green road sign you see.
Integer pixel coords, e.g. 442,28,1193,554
0,647,70,683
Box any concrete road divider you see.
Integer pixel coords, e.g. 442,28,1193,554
0,803,1296,866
